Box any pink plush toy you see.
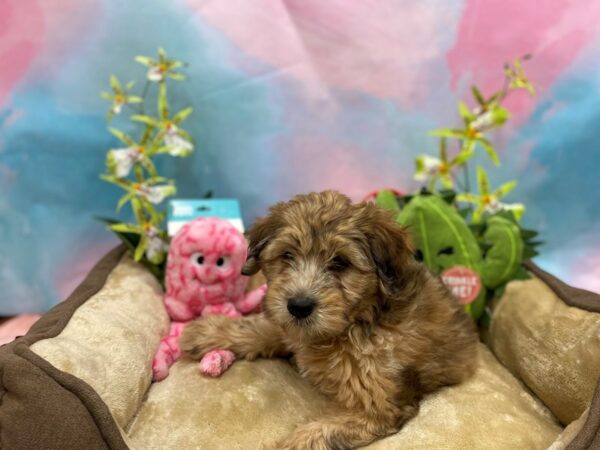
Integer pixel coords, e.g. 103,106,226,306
152,217,266,381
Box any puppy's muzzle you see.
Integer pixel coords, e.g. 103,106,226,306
287,296,316,319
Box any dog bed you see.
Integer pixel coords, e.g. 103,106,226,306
0,245,599,449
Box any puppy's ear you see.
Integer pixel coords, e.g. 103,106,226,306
363,204,416,310
242,213,282,276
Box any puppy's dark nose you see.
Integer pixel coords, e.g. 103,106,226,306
287,296,316,319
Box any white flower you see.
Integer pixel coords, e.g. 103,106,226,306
164,124,193,156
485,200,525,220
414,155,442,181
145,227,169,260
111,99,124,115
147,66,165,82
108,147,143,178
470,111,494,132
138,185,175,204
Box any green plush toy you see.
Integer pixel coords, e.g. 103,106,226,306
375,56,542,324
377,192,533,320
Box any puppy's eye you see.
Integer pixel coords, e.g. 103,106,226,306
281,251,294,261
329,255,350,272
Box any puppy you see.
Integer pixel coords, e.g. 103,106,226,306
181,191,478,449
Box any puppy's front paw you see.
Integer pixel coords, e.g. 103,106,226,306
268,424,329,450
180,315,234,360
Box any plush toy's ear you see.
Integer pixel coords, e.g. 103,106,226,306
241,212,282,276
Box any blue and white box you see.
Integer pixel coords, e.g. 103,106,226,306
167,199,244,236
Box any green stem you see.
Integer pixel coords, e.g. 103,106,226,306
463,161,471,194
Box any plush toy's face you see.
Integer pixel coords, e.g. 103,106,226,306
177,218,247,284
166,218,248,306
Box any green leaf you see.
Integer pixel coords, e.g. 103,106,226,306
440,175,454,189
439,137,448,162
472,205,486,224
100,174,130,189
451,147,475,166
476,166,490,195
456,193,479,204
457,207,471,218
117,192,135,212
375,190,400,213
110,223,142,234
520,229,539,240
134,55,154,66
168,72,186,81
173,107,193,123
430,129,465,139
494,284,506,299
494,180,517,198
522,246,539,259
109,75,121,92
176,128,193,141
458,101,474,123
128,96,143,104
478,139,500,166
490,105,510,126
527,240,544,247
438,189,457,204
125,80,136,90
141,157,158,177
471,86,485,106
108,128,135,146
101,92,113,101
131,115,161,127
134,235,148,262
512,266,531,280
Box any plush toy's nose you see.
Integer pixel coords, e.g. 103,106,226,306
287,296,316,319
195,267,218,284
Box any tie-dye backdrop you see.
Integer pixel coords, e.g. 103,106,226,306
2,0,599,314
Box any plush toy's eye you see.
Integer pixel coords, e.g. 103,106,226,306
215,255,231,269
329,255,350,272
191,253,205,266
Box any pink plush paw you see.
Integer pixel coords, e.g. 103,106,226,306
236,284,267,314
152,354,171,382
199,350,236,377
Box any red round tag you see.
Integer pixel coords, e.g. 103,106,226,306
440,266,482,305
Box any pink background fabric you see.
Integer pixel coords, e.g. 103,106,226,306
1,0,599,314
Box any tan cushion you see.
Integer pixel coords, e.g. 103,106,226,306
126,345,561,450
31,255,170,428
489,278,600,424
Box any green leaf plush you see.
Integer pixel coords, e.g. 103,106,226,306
397,195,481,273
479,216,524,288
396,194,487,319
375,190,401,214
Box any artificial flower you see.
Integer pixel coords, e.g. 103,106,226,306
457,166,524,223
106,147,144,178
415,139,474,189
101,76,142,119
135,48,185,82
